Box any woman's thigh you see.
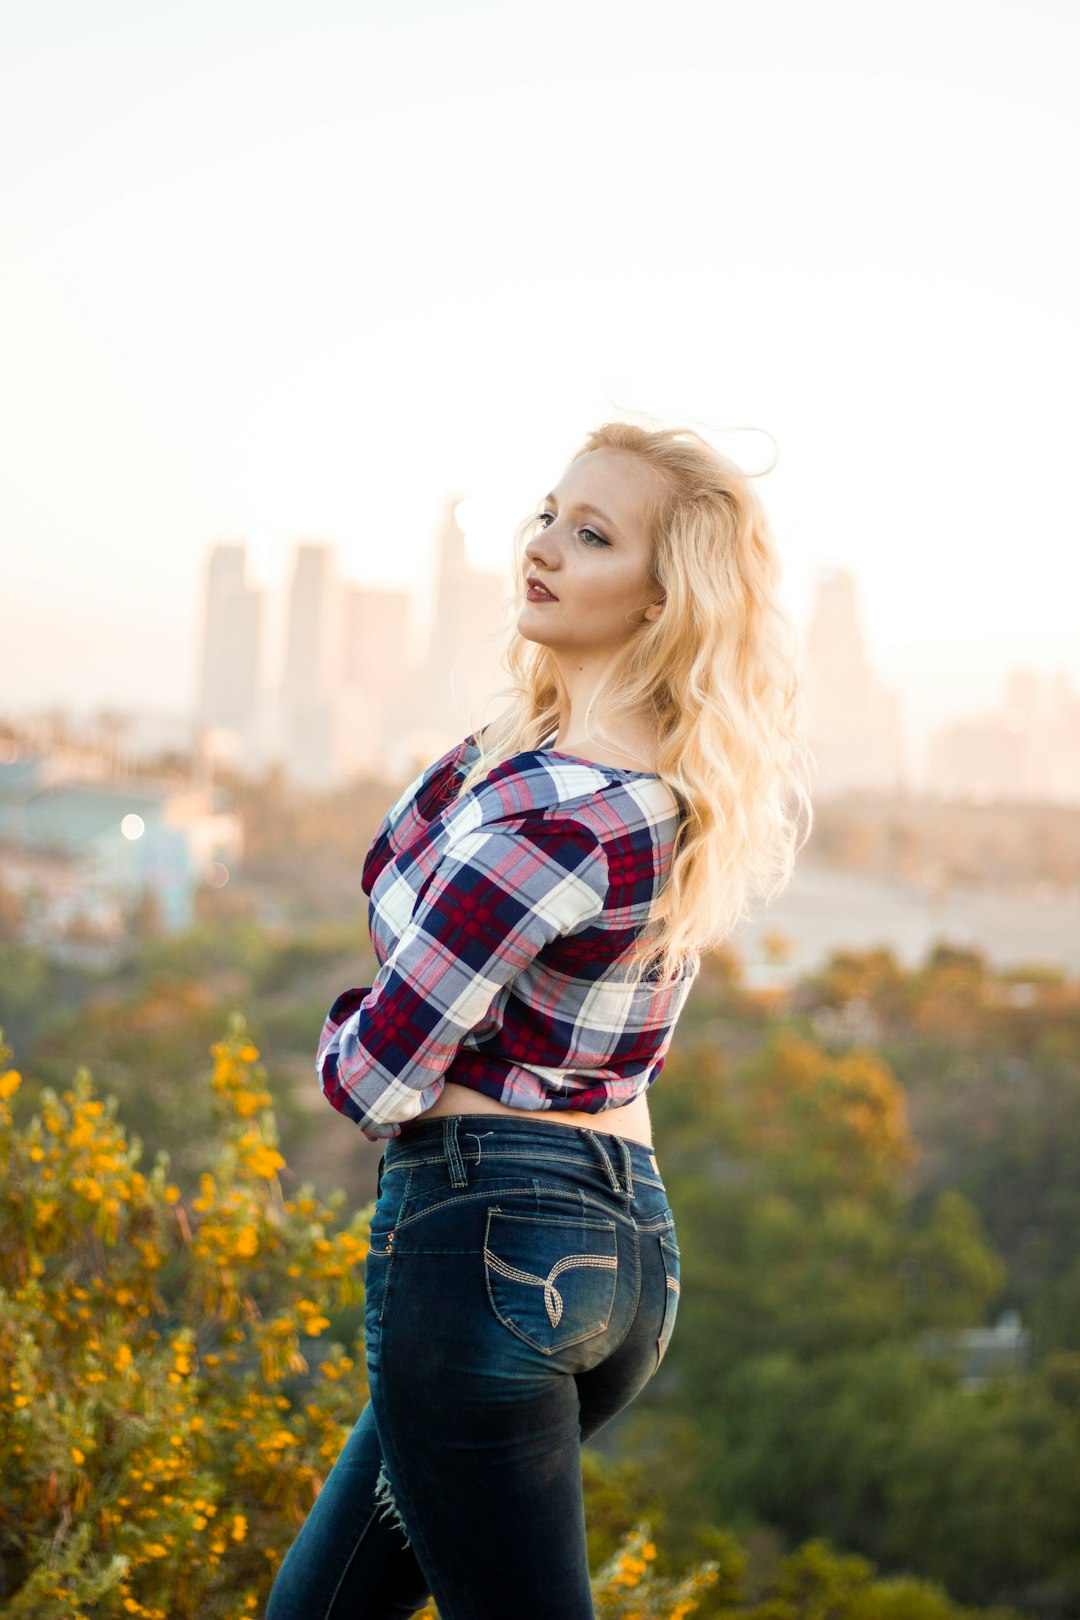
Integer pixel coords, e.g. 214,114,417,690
264,1399,430,1620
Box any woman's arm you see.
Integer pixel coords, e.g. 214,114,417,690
317,815,609,1140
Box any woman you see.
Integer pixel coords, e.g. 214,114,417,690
265,419,813,1619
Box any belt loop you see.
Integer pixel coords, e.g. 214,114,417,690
618,1137,634,1199
443,1116,468,1188
582,1129,621,1193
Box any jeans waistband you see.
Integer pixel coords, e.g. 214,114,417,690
384,1113,663,1197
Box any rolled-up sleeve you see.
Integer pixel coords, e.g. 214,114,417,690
316,816,609,1140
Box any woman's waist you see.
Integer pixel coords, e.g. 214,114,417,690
386,1105,665,1190
417,1079,654,1149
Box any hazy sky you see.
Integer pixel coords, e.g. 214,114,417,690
2,0,1077,748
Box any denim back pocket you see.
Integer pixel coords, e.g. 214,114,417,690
655,1232,681,1370
483,1207,619,1355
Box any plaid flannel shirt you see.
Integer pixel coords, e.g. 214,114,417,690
316,730,697,1140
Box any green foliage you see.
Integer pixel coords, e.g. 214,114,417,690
627,986,1080,1613
4,927,1080,1616
0,942,54,1044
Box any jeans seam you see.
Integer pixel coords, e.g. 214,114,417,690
390,1184,658,1235
655,1238,681,1373
365,1420,449,1620
371,1166,413,1322
606,1223,642,1362
319,1500,385,1620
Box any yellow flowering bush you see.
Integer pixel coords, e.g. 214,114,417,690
0,1013,370,1619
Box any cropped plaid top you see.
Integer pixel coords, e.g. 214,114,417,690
316,729,698,1141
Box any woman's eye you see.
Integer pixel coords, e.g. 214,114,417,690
535,512,609,547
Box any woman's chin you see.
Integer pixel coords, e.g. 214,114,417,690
517,608,557,642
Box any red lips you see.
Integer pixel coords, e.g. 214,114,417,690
526,575,558,599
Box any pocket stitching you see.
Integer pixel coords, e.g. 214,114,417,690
483,1209,619,1354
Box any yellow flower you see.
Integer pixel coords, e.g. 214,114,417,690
244,1143,286,1180
0,1069,21,1099
234,1225,259,1258
71,1446,86,1465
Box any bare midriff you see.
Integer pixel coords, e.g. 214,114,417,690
415,1080,654,1147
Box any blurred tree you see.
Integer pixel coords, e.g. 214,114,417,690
128,883,166,940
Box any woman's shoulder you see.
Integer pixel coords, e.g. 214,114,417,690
459,735,679,841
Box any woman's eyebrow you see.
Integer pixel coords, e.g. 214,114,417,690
541,494,623,540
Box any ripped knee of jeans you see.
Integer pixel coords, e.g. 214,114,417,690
374,1460,412,1546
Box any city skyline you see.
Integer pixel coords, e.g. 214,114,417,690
6,499,1079,805
188,518,1080,802
5,491,1078,805
3,0,1077,749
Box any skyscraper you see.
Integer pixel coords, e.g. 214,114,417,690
280,542,344,788
196,543,263,738
421,496,510,754
801,567,908,796
340,583,414,780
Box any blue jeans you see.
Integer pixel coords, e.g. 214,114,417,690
264,1113,681,1620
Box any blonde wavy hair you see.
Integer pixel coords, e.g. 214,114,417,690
449,419,815,990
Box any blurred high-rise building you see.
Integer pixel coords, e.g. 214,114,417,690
801,567,908,797
339,583,416,780
1045,672,1080,802
280,542,345,789
418,496,510,764
925,667,1080,803
195,542,263,751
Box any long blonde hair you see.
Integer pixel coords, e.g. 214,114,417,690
450,419,815,989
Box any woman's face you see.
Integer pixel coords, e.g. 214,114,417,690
520,448,665,655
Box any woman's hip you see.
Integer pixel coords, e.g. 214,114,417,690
363,1113,679,1382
